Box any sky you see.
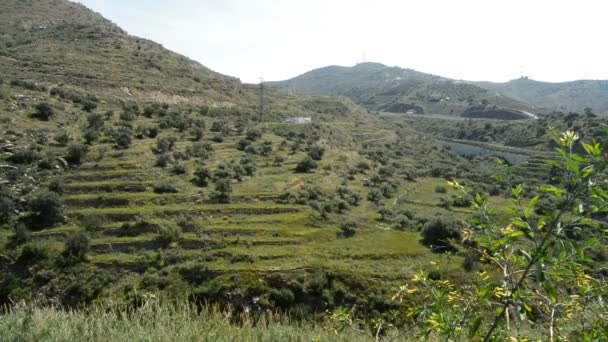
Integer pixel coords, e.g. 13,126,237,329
74,0,608,84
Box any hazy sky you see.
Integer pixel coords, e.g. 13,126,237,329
74,0,608,84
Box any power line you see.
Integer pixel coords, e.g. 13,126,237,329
259,77,264,122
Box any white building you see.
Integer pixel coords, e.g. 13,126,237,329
285,117,312,124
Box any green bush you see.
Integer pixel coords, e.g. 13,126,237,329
212,178,232,203
48,179,65,195
338,221,357,238
421,215,461,251
153,183,179,194
156,223,181,247
295,156,318,173
8,146,39,164
27,191,64,227
307,145,325,161
0,186,15,224
114,127,132,149
434,185,447,193
62,231,90,262
34,102,54,121
246,128,262,141
153,136,177,154
192,167,211,187
155,153,172,167
66,143,88,165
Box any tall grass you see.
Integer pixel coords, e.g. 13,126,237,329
0,300,368,342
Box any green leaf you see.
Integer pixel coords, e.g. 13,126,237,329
543,281,557,303
538,185,565,199
468,317,483,339
511,184,523,199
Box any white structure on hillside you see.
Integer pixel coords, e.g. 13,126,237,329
285,117,312,124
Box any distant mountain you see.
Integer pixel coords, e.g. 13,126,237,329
269,63,536,118
474,77,608,114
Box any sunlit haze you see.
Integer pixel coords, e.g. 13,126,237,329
74,0,608,84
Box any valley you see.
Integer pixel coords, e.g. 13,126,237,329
0,0,606,341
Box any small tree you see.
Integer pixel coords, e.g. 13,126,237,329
34,102,54,121
273,155,285,167
66,143,88,166
114,127,132,149
421,215,460,251
295,156,318,173
212,178,232,203
192,167,211,187
246,127,262,141
240,155,257,177
307,145,325,161
86,112,104,129
62,231,90,262
338,220,357,238
28,190,64,227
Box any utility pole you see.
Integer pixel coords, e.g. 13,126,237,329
259,77,264,122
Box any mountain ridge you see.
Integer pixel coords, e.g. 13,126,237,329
268,62,537,118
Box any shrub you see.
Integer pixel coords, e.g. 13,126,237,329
307,145,325,161
190,127,204,141
62,231,90,262
54,130,70,146
212,178,232,203
434,185,447,193
172,162,186,175
28,191,64,227
421,216,461,251
237,138,251,151
0,187,14,224
8,146,39,164
155,153,172,167
246,128,262,141
273,155,285,166
65,143,88,165
187,142,213,159
86,113,104,129
338,220,357,238
48,179,65,195
240,155,257,176
156,223,181,247
192,167,211,187
210,121,225,132
114,127,132,149
295,156,318,173
393,215,414,231
212,134,224,143
153,136,177,154
153,183,179,194
34,102,54,120
367,188,383,204
83,129,99,145
81,100,97,112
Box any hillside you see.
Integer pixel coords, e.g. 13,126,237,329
0,0,239,103
475,77,608,114
269,62,536,118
